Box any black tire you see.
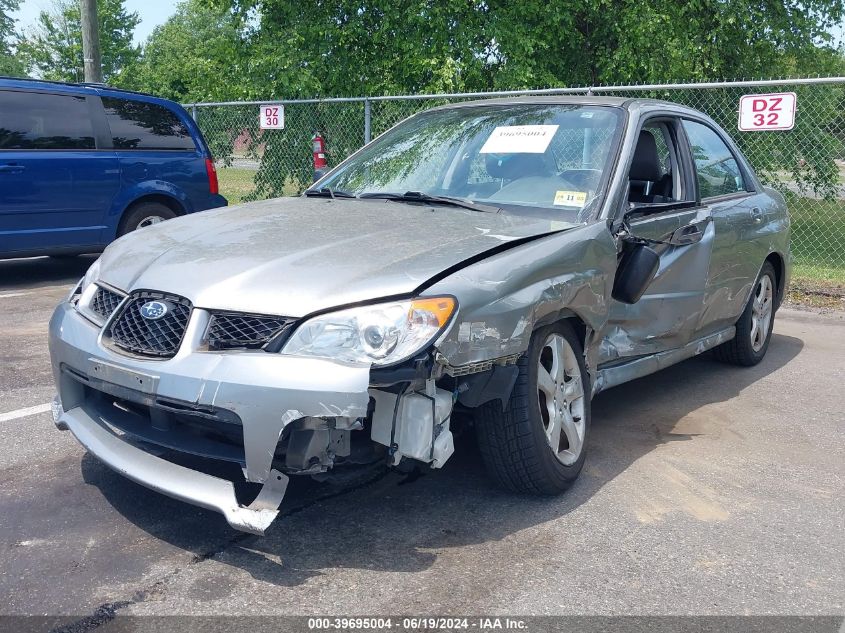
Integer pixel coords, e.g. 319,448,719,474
475,321,591,495
117,202,178,237
712,261,777,366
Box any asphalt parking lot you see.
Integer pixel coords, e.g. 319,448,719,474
0,256,843,620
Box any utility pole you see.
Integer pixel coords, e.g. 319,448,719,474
80,0,102,83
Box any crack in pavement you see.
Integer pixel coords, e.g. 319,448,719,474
50,601,132,633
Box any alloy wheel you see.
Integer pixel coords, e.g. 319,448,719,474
537,333,586,466
750,274,774,352
136,216,164,230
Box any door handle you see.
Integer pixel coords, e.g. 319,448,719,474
662,216,711,246
668,223,704,246
0,164,25,173
750,207,763,223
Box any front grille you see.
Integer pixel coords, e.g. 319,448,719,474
69,281,83,306
207,312,295,350
108,292,192,358
90,286,123,320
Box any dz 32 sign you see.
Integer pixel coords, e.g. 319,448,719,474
260,104,285,129
738,92,796,131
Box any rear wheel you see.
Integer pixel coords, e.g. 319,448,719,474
118,202,178,237
475,321,590,494
713,261,777,366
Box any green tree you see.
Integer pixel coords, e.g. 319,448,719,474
0,0,25,76
225,0,492,98
197,0,845,198
483,0,845,88
210,0,845,97
18,0,140,83
120,0,247,102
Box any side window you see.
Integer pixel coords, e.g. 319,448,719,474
0,90,95,150
102,97,195,150
628,120,685,204
647,123,672,174
682,120,745,199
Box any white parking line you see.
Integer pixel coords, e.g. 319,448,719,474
0,291,34,299
0,403,51,422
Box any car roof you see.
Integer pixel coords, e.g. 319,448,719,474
426,94,704,116
0,76,172,103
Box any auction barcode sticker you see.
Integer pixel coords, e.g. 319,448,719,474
479,125,559,154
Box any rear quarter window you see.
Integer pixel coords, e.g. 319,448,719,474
102,97,196,151
0,90,95,150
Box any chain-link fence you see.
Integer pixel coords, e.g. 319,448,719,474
188,77,845,289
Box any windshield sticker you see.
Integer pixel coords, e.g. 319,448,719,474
479,125,559,154
553,190,587,207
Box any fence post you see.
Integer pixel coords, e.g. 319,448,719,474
364,98,372,145
191,105,198,121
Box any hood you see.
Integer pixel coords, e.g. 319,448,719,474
98,197,575,317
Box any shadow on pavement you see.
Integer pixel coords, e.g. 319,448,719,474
0,255,97,290
83,332,804,587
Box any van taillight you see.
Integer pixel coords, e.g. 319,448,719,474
205,158,219,195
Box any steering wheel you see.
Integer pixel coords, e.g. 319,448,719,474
557,169,603,190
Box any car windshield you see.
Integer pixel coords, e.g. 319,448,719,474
317,104,624,221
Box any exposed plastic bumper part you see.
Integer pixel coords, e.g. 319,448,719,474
53,396,289,535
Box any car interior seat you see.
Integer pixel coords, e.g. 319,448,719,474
628,130,673,204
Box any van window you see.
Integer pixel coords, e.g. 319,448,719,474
103,97,195,151
0,90,95,150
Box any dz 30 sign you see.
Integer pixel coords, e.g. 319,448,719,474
738,92,796,131
260,104,285,130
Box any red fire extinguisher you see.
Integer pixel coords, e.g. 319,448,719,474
312,132,327,181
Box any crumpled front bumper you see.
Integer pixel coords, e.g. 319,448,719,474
52,397,288,534
48,302,372,534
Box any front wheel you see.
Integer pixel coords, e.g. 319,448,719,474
713,261,777,366
475,321,590,495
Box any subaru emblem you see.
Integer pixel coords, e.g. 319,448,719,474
139,300,169,320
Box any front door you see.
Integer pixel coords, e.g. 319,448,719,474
0,89,119,254
600,117,716,366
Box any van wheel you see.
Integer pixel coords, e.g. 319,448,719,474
713,261,777,366
475,321,590,495
118,202,177,237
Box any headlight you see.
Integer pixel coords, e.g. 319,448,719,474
69,259,100,302
281,296,456,366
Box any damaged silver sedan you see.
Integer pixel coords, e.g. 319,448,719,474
49,97,790,534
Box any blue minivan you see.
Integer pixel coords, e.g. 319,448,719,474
0,78,227,258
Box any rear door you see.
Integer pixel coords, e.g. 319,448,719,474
100,96,203,234
601,116,716,364
0,89,119,254
681,118,770,331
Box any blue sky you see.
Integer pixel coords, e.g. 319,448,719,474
10,0,845,49
12,0,179,45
